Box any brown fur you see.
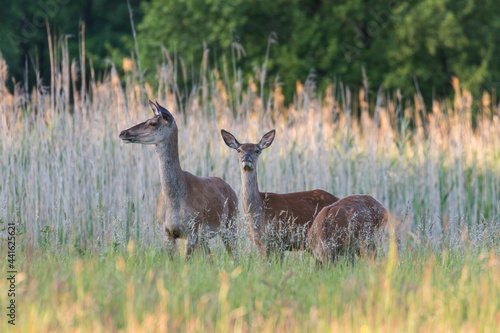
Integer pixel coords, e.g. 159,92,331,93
259,190,338,226
251,189,340,254
156,172,239,240
120,101,238,257
221,129,339,256
308,195,388,265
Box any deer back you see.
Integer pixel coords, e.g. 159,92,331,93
308,194,388,248
260,189,339,227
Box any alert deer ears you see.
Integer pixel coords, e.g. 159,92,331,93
149,100,174,124
258,129,276,149
221,129,241,149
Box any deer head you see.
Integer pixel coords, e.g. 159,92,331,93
119,101,177,145
221,129,276,171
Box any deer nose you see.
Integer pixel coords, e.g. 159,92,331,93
119,130,127,139
242,155,253,163
241,155,254,170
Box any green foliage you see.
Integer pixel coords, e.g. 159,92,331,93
137,0,376,98
3,244,499,331
2,0,500,101
0,0,142,86
137,0,500,100
386,0,500,96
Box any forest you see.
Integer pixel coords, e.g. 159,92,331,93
3,0,500,102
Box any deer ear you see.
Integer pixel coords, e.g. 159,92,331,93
155,101,174,124
221,129,241,149
149,100,160,116
258,129,276,149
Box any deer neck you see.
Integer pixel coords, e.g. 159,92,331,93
240,168,264,222
155,136,187,202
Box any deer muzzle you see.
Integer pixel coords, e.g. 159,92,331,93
119,130,134,143
241,155,254,170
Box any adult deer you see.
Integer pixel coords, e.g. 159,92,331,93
119,101,238,257
308,195,388,265
221,129,339,257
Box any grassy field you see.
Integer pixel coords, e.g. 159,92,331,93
1,244,500,332
1,44,500,332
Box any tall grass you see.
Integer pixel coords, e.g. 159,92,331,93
1,37,500,331
1,42,499,250
0,244,499,332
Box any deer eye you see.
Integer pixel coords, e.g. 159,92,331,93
256,149,260,154
237,149,241,153
149,122,157,127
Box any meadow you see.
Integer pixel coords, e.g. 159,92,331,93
1,44,500,331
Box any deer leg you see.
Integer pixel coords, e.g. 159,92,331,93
220,201,238,257
185,233,198,259
263,222,282,261
369,243,378,261
329,242,340,266
265,242,285,264
220,219,238,257
315,259,324,268
366,233,379,261
197,232,212,258
278,247,285,263
220,231,233,256
316,239,334,267
265,244,275,262
164,230,177,259
346,247,359,266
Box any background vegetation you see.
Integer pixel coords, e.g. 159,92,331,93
1,38,500,330
1,1,500,331
0,50,500,332
2,245,500,332
2,0,500,101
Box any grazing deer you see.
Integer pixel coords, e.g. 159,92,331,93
221,129,339,257
119,101,238,257
308,195,388,265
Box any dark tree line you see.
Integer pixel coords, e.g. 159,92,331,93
0,0,142,88
2,0,500,102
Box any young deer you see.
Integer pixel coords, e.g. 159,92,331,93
221,129,339,257
119,101,238,257
308,195,388,265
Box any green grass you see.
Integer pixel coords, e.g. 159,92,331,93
1,240,499,332
1,50,500,331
